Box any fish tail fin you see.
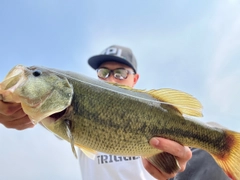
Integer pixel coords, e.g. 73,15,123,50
211,130,240,180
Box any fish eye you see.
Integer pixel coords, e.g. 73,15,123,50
32,70,42,77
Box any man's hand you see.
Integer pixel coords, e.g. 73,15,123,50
0,101,34,130
142,137,192,180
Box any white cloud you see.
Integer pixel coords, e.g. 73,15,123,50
202,1,240,130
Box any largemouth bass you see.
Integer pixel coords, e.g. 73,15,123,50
0,65,240,179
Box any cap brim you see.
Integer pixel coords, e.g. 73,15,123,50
88,55,136,72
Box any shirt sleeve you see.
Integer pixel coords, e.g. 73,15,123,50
169,148,231,180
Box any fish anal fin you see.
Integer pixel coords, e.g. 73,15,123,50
146,152,180,174
75,143,97,160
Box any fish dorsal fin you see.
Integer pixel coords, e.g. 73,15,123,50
107,82,203,117
75,143,97,160
144,88,203,117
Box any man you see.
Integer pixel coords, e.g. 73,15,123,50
80,45,192,180
0,45,229,180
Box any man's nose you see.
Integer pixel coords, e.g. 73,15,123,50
106,74,117,83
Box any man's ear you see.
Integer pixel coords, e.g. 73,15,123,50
133,73,139,86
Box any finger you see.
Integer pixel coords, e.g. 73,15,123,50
0,101,22,116
150,138,192,172
1,115,34,130
150,138,191,159
15,122,35,130
0,107,27,123
175,146,192,172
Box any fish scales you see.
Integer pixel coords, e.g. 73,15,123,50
55,77,162,156
47,69,228,156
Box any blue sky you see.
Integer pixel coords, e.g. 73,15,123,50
0,0,240,179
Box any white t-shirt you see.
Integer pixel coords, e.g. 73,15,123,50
78,149,157,180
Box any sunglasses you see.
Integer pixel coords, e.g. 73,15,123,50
96,68,135,80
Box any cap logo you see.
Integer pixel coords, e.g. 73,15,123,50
101,47,123,58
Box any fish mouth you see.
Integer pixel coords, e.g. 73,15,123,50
4,65,24,84
0,65,26,102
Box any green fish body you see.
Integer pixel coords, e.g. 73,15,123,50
0,65,239,179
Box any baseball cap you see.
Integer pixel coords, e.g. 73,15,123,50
88,45,138,73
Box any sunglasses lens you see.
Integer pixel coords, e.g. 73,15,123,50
97,68,110,79
113,69,128,80
97,68,132,80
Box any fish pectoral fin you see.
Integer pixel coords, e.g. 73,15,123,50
64,120,78,158
145,88,203,117
146,152,180,174
75,144,97,160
